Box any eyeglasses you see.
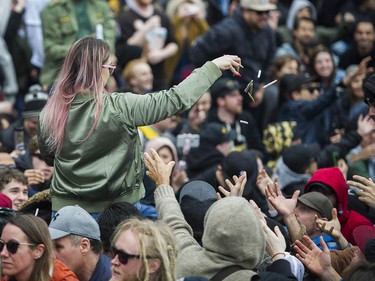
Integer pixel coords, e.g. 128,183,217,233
0,239,35,254
102,64,116,75
111,245,148,265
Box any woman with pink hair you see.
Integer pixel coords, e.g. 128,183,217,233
37,36,242,217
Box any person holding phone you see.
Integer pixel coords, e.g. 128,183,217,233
37,36,242,217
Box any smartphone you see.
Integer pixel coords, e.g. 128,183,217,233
176,134,200,149
14,127,26,155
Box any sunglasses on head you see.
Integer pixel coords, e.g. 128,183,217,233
111,245,148,265
0,239,35,254
102,64,117,75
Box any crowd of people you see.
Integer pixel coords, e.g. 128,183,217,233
1,0,375,280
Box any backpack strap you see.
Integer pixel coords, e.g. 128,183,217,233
210,265,244,281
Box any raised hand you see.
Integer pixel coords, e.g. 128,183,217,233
212,55,243,76
315,208,341,239
144,149,175,187
266,181,299,218
294,236,340,281
347,175,375,208
250,199,267,224
24,169,45,185
217,172,247,199
261,220,286,260
256,168,274,197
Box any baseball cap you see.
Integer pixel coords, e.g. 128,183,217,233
240,0,277,11
200,123,236,146
210,77,241,98
297,192,333,220
49,205,100,240
280,73,316,98
23,84,49,119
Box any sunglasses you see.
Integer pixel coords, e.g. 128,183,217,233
102,64,117,75
0,239,35,254
111,245,147,265
245,9,271,16
307,85,320,94
0,165,16,170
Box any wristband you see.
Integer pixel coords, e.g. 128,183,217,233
271,252,286,260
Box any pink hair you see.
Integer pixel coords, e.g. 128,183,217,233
40,37,110,154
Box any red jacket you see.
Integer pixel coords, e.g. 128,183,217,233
305,167,374,245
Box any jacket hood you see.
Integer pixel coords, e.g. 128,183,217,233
305,167,348,214
274,157,311,190
305,168,374,245
286,0,317,30
145,137,178,178
202,197,265,268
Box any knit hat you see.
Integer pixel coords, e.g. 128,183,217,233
49,205,100,240
179,181,217,232
282,143,320,174
297,191,333,220
23,84,48,119
200,123,236,146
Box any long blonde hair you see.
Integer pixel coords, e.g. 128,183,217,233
40,37,110,154
111,219,176,281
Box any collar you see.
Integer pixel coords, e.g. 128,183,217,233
73,91,95,103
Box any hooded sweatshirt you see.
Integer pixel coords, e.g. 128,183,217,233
273,157,311,195
286,0,317,30
143,137,179,206
155,185,265,280
305,167,374,245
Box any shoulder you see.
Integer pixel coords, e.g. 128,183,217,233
51,258,79,281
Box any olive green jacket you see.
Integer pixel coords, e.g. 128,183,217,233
38,62,222,212
40,0,116,87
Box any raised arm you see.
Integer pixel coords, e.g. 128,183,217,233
266,182,305,244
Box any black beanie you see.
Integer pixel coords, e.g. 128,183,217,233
23,84,49,119
282,143,320,174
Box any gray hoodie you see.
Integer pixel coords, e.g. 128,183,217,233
155,184,265,280
286,0,317,30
